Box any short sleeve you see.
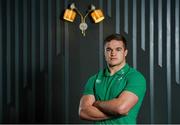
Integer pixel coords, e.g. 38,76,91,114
124,71,146,99
83,75,97,95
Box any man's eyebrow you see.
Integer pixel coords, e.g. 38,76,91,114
106,47,112,49
116,47,123,49
106,47,123,49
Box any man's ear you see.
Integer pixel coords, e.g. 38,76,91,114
125,49,128,57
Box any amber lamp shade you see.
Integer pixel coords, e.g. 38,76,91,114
63,9,77,22
91,9,104,23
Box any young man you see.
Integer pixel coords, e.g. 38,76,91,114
78,33,146,124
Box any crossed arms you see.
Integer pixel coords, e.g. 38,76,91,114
78,91,138,121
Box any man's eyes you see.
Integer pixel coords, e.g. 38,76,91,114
116,48,122,51
106,48,122,51
106,49,111,51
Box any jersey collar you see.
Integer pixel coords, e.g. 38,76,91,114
104,64,130,77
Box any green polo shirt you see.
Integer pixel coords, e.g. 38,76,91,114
83,64,146,124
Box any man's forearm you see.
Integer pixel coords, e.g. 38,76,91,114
79,105,111,121
93,99,128,116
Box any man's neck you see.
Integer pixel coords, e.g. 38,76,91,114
108,63,126,76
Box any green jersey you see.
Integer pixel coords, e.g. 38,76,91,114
83,64,146,124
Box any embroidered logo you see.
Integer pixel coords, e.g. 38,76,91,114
96,79,101,83
118,77,123,80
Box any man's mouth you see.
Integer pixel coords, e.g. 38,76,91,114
110,58,117,60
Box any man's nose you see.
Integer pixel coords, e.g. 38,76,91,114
111,50,116,55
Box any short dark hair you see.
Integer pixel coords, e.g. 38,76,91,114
104,33,128,50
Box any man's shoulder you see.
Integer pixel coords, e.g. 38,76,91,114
127,67,146,81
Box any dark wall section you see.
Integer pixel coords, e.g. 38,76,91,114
0,0,180,124
0,0,65,123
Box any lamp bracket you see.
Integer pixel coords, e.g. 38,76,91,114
79,22,88,36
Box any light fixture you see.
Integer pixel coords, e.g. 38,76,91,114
63,3,105,36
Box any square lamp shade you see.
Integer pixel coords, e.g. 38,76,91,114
63,9,77,22
91,9,104,23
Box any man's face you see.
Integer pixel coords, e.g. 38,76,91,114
104,40,128,68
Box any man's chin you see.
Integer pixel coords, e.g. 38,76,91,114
108,62,123,67
109,64,118,67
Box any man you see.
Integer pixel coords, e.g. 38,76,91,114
78,33,146,124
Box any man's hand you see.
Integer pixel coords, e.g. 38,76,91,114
92,100,100,107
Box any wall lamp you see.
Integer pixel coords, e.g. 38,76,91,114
63,3,105,36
